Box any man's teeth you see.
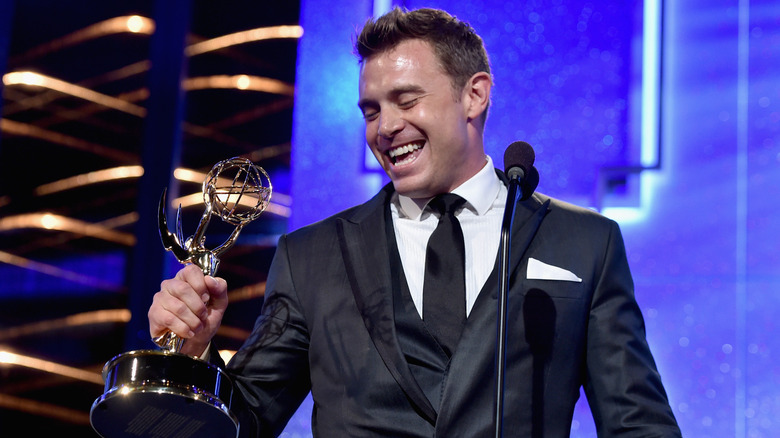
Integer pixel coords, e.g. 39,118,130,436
387,143,422,166
388,143,422,158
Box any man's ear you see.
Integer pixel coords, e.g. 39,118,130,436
463,71,492,121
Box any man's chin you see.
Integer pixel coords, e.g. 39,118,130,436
388,168,433,196
392,183,435,199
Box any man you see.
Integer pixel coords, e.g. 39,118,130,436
149,8,681,437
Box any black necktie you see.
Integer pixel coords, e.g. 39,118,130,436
423,193,467,357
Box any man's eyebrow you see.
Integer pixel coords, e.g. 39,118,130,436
389,84,425,96
358,84,426,110
357,97,374,111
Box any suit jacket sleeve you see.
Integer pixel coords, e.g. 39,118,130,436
222,234,312,438
583,220,680,436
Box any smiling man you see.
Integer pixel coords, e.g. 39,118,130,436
148,8,681,437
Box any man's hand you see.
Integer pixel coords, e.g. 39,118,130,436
148,264,229,357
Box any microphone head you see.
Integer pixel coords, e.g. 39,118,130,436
504,141,535,180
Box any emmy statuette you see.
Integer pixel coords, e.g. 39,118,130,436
90,157,272,438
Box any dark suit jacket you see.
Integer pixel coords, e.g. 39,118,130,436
219,174,681,437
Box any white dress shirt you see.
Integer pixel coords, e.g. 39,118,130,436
390,155,506,318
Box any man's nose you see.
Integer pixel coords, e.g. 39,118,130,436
378,108,404,138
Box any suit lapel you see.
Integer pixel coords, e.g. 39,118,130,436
507,194,552,282
489,170,552,289
336,185,438,425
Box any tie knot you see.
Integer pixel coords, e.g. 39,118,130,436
428,193,467,216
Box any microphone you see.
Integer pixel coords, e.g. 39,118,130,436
503,141,539,200
495,141,539,437
503,141,535,181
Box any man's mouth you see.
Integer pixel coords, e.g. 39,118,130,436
387,143,423,166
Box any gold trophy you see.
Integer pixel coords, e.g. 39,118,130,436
90,157,272,438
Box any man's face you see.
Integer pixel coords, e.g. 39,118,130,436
358,39,487,199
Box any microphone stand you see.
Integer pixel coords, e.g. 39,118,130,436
494,174,521,438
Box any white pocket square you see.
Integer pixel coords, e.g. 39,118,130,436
526,258,582,282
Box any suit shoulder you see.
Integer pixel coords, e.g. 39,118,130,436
283,206,356,242
533,192,619,232
284,192,385,244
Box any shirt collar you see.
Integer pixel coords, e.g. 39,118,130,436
396,155,501,220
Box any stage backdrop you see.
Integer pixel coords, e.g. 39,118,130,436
290,0,780,437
